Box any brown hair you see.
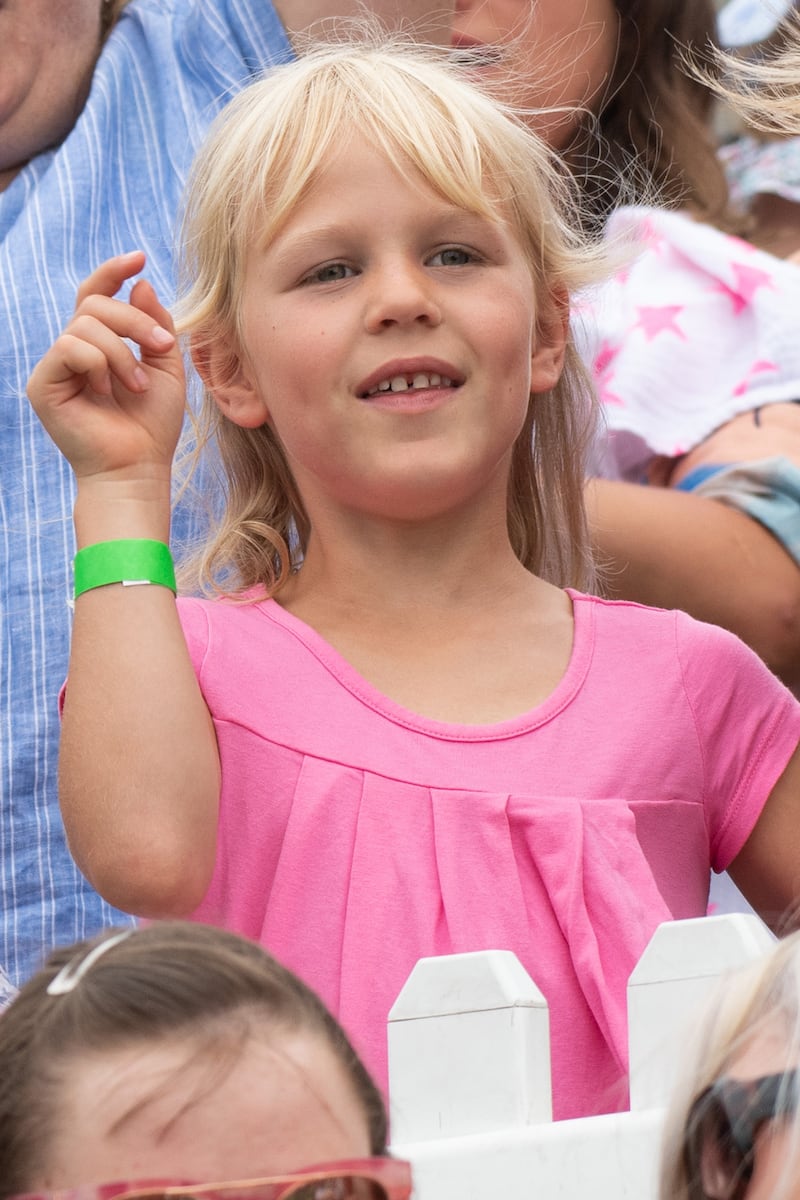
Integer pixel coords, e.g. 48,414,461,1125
101,0,131,40
569,0,743,234
0,923,387,1195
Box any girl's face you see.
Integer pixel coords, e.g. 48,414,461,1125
213,137,566,528
34,1030,372,1188
451,0,620,148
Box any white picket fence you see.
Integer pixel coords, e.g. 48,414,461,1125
388,914,776,1200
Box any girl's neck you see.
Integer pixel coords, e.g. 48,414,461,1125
272,519,572,727
277,502,542,625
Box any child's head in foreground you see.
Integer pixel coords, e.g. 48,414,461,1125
0,922,392,1196
660,929,800,1200
174,38,609,597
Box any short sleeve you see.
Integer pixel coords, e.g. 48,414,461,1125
675,610,800,871
176,596,213,680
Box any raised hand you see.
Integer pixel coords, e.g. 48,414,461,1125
27,252,186,483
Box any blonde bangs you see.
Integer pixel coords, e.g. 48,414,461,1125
173,37,614,597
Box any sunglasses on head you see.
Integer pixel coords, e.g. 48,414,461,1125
684,1069,800,1200
10,1157,413,1200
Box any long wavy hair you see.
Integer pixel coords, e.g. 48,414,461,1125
173,38,612,599
698,9,800,136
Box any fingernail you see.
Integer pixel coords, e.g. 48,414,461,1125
150,326,174,347
133,366,149,389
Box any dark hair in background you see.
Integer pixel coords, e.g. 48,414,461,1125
571,0,743,234
0,923,387,1195
101,0,132,40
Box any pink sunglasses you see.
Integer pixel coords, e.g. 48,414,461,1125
10,1157,413,1200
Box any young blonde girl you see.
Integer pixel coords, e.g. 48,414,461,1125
27,40,800,1122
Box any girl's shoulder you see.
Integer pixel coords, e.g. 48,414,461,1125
571,590,798,715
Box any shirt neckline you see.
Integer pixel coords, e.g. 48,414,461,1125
253,588,594,742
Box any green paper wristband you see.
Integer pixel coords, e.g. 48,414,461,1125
73,539,176,599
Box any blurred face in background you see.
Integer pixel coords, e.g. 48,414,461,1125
451,0,620,147
0,0,104,190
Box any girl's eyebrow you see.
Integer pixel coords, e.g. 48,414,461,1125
268,207,499,264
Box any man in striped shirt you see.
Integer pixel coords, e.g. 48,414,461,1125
0,0,451,984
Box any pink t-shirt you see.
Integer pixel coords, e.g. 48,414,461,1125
179,589,800,1119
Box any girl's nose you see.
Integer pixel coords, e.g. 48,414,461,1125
364,262,443,333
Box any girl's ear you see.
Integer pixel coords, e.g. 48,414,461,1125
529,288,569,394
190,335,270,429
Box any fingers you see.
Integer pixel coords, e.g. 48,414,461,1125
74,251,147,308
129,276,175,337
67,281,178,392
28,253,183,418
73,253,177,369
58,314,152,396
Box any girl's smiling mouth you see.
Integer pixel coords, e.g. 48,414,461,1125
364,371,456,397
357,359,464,403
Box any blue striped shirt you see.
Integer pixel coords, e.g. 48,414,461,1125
0,0,292,983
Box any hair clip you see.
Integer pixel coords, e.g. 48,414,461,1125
47,930,134,996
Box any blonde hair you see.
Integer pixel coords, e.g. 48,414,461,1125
702,13,800,136
174,38,610,597
660,930,800,1200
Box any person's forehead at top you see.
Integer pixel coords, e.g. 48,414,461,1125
33,1029,373,1189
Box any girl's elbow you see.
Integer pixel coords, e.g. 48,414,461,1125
61,788,218,917
76,832,215,918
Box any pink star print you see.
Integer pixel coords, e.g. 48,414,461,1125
638,217,666,254
593,340,624,406
712,263,774,315
732,359,778,397
633,305,687,342
593,340,619,378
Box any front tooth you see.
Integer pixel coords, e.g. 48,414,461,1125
378,379,392,392
412,373,429,390
390,376,409,392
429,373,441,386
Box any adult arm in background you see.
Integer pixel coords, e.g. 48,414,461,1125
586,479,800,686
587,404,800,687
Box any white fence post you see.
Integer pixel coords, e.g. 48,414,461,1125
387,949,552,1143
628,914,775,1111
386,917,779,1200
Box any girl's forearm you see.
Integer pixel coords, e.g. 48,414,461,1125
61,482,220,918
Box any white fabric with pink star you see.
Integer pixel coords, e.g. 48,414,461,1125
578,206,800,479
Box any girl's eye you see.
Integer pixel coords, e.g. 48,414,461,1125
304,262,356,284
428,247,475,267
